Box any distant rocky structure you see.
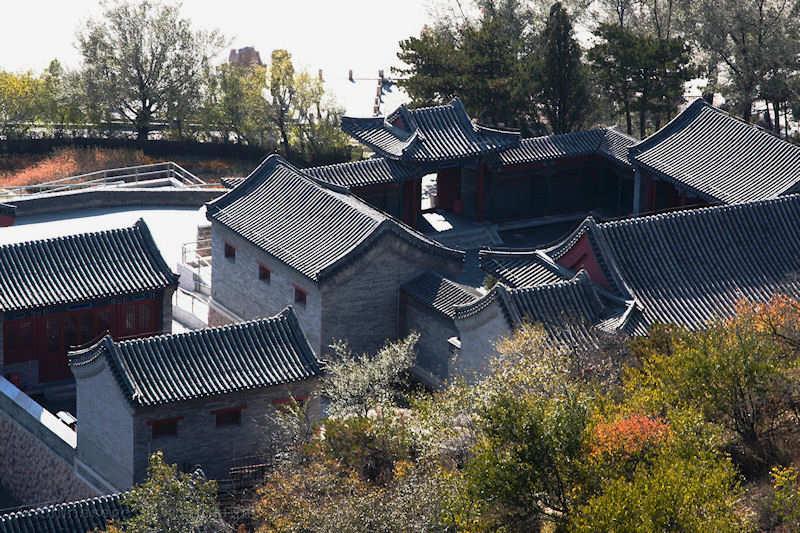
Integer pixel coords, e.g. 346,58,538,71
228,47,263,67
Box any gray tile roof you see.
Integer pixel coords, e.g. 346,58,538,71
479,249,571,287
630,99,800,204
495,272,618,346
69,307,321,407
0,220,178,313
206,155,462,282
543,195,800,333
0,493,128,533
499,128,636,168
455,271,627,347
476,195,800,338
304,158,428,189
220,176,245,189
341,98,520,163
402,271,482,318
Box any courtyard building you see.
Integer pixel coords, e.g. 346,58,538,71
0,219,177,394
69,307,322,490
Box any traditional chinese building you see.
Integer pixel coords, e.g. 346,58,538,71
205,154,465,357
0,219,178,391
69,307,321,489
629,98,800,213
442,194,800,377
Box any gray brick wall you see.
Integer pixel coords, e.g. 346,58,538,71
132,381,319,482
162,287,174,334
453,299,511,381
210,224,323,352
320,232,463,358
72,356,136,490
402,299,458,380
0,412,97,505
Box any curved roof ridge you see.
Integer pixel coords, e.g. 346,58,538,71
70,307,321,407
115,306,299,347
629,98,709,155
599,193,800,230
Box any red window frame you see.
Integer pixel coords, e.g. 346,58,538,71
148,417,182,439
293,286,307,306
258,264,271,283
224,242,236,260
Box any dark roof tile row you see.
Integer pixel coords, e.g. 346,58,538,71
0,220,178,313
631,99,800,204
69,307,321,407
0,493,127,533
499,128,636,168
402,271,482,319
304,158,427,189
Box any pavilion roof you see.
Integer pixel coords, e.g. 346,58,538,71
341,98,520,163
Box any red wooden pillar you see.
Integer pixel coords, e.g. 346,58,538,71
476,163,486,221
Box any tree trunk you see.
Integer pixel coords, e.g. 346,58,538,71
624,99,632,136
639,93,647,139
137,126,149,143
740,98,753,123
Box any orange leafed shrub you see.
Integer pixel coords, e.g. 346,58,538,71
590,414,671,460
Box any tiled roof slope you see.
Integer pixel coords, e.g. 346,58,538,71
480,249,570,287
538,196,800,334
0,493,128,533
496,273,616,346
482,196,800,337
402,271,482,318
341,98,520,163
631,99,800,204
206,155,462,282
0,220,178,313
304,158,427,189
455,271,625,347
499,128,636,168
69,307,321,407
595,196,800,332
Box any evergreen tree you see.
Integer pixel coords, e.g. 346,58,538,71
534,2,589,134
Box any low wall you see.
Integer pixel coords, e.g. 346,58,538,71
5,186,224,218
0,377,99,506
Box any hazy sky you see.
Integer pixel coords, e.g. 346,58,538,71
0,0,439,115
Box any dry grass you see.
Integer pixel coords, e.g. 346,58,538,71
0,147,253,188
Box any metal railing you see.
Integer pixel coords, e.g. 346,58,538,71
4,161,207,195
173,287,209,319
182,241,212,268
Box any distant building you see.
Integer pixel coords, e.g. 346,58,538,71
69,308,321,489
0,220,177,391
228,46,263,67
